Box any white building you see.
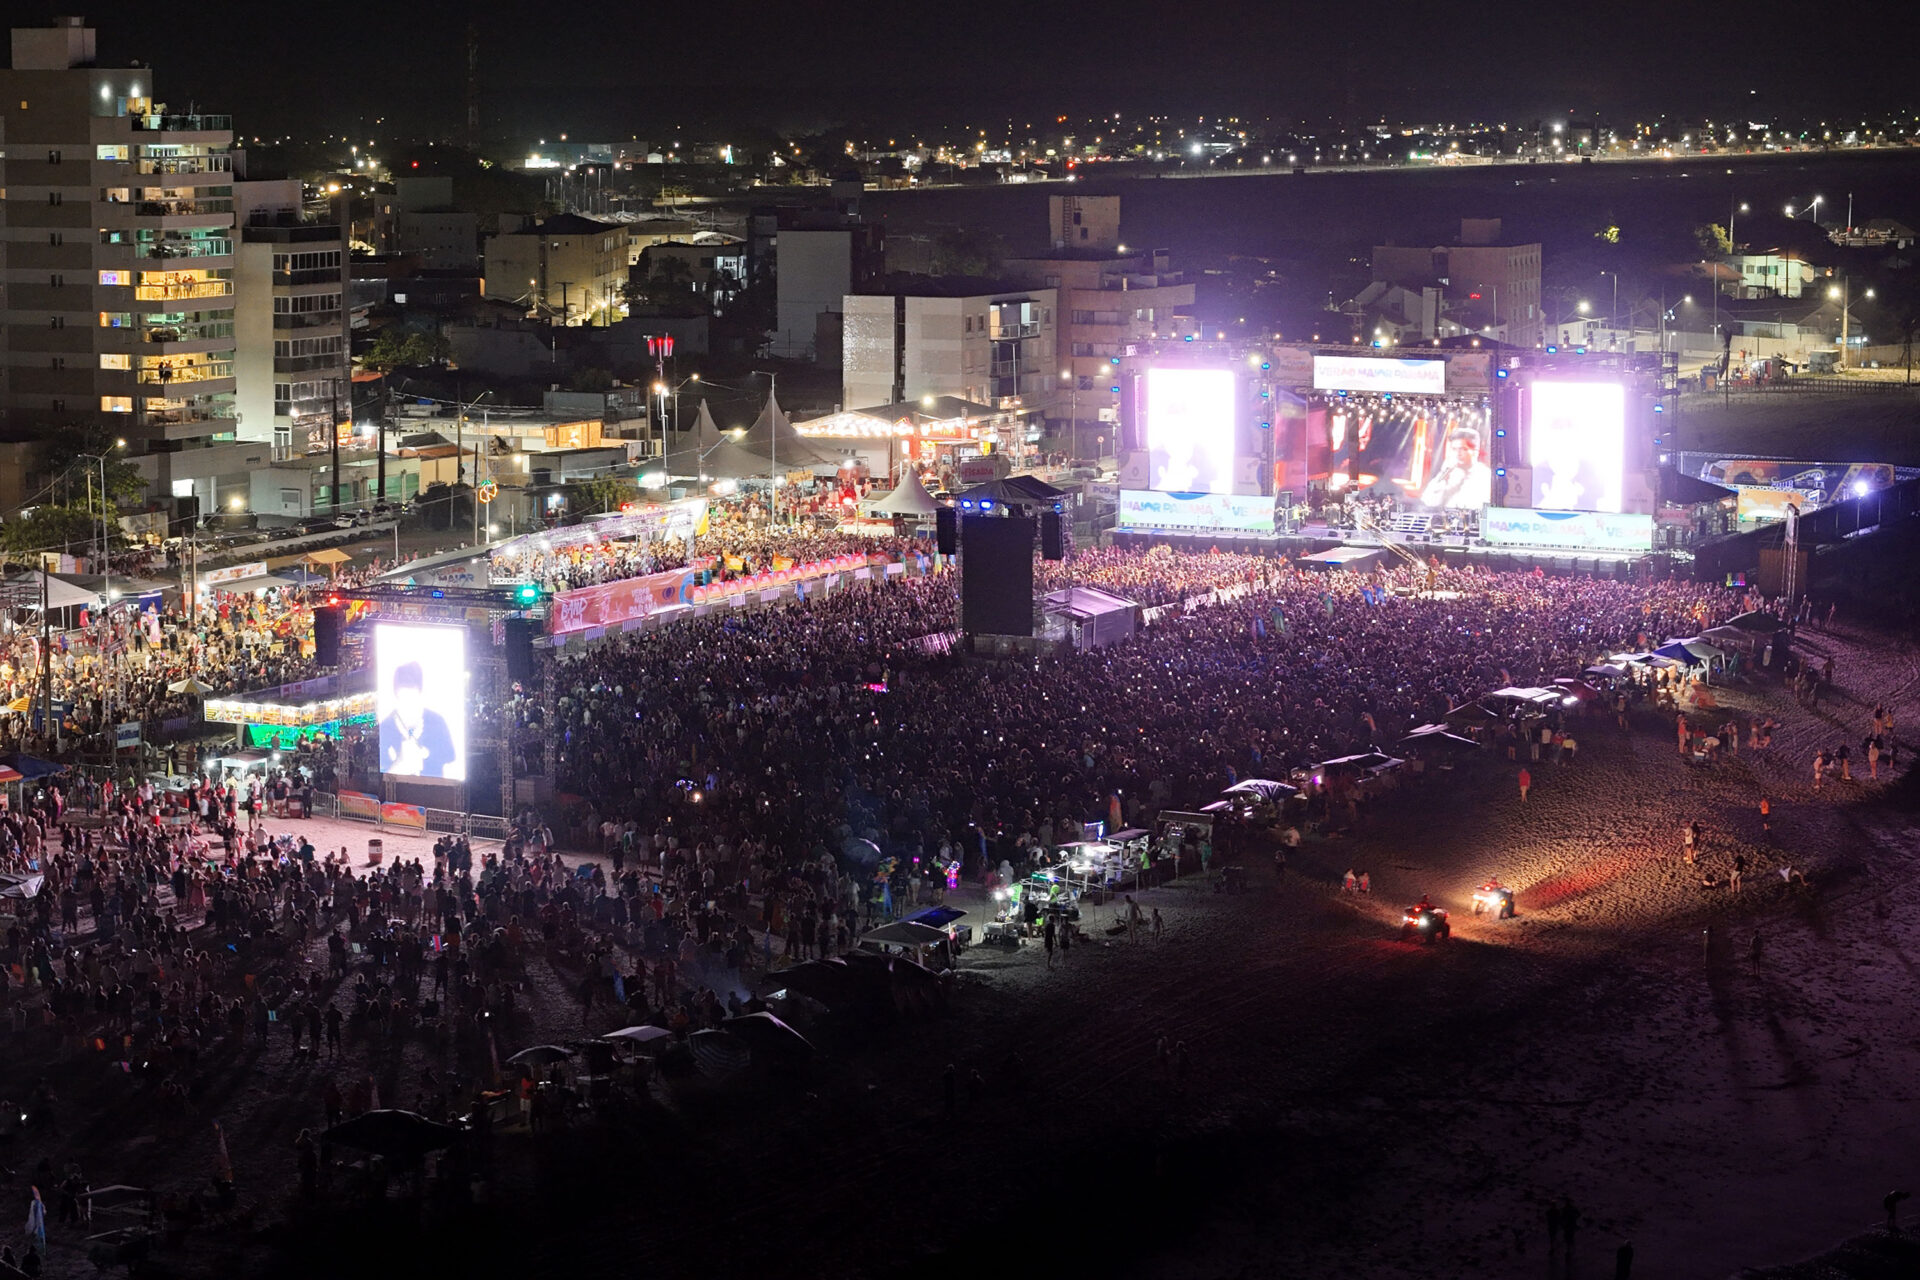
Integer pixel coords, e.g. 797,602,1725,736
1724,251,1813,300
842,277,1058,414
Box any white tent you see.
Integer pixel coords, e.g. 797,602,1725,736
741,393,839,470
661,402,771,481
3,571,99,611
868,470,940,521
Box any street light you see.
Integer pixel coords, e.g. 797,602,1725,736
1828,279,1874,368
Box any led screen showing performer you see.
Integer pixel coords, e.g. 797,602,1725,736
1146,367,1236,494
1321,394,1490,510
1529,381,1626,513
1419,423,1493,510
375,623,467,782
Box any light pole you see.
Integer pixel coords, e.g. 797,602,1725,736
1598,271,1620,338
1059,368,1079,460
76,439,125,741
751,369,778,522
1829,279,1873,369
653,373,700,453
1728,200,1748,254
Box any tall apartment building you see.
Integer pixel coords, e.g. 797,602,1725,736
0,19,240,469
232,179,350,466
841,276,1057,413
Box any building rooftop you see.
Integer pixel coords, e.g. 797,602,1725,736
854,273,1042,299
503,213,619,237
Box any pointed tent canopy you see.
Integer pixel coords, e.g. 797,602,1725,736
661,401,769,481
1,571,99,611
869,469,939,520
741,393,839,469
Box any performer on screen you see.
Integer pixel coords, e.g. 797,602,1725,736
1420,426,1493,510
379,661,457,778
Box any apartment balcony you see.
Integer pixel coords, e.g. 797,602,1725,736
130,114,234,141
143,398,237,441
988,321,1042,339
134,279,233,304
133,200,234,231
134,156,235,178
139,365,235,392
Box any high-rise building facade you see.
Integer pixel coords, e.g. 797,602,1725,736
1,19,239,464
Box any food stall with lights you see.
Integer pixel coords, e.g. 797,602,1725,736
793,397,1024,489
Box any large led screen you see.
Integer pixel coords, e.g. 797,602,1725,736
1529,382,1626,514
374,623,467,782
1320,401,1490,510
1146,367,1236,494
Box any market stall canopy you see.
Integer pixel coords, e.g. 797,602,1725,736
602,1025,674,1052
1,570,99,610
1583,663,1629,678
1222,778,1300,800
211,573,298,594
1486,686,1562,707
868,470,940,520
862,920,950,949
167,677,215,696
1443,702,1502,724
1298,546,1386,571
1319,752,1405,775
1696,625,1762,650
320,1109,463,1158
1651,641,1708,665
1666,638,1730,663
1552,678,1603,701
303,547,353,566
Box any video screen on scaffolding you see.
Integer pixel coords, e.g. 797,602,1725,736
1528,381,1626,513
1146,367,1236,495
374,622,467,782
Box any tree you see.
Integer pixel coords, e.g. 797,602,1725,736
1694,223,1733,256
360,328,450,373
566,475,636,515
568,368,614,394
42,429,146,506
1,504,110,560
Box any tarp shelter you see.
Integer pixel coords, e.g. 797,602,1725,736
867,470,940,521
1443,702,1502,726
1298,547,1387,572
3,571,98,610
1583,663,1629,678
741,393,840,470
0,871,45,899
303,547,353,572
1042,586,1137,651
1667,638,1730,663
1486,686,1562,708
1319,752,1405,777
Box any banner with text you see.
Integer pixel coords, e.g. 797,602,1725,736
1479,506,1654,553
1118,489,1276,534
550,568,698,635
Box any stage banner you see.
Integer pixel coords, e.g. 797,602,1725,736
1118,489,1276,534
550,568,697,635
338,790,381,822
380,802,427,830
1480,506,1654,553
1313,356,1447,395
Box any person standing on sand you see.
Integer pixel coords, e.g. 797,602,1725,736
1759,795,1772,839
1615,1239,1635,1279
1750,930,1763,975
1150,907,1164,943
1561,1196,1580,1253
1547,1199,1563,1251
1042,913,1056,968
1518,767,1531,803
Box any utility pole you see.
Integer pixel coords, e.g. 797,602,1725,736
329,381,343,512
38,568,58,753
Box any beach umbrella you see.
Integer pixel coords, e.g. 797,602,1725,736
505,1044,575,1067
688,1029,752,1077
320,1109,463,1158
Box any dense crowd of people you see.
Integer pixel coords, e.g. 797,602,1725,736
529,550,1740,890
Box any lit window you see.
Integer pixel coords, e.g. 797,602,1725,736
100,353,130,370
100,396,133,413
99,270,129,285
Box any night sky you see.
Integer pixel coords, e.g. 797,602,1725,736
29,0,1920,139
